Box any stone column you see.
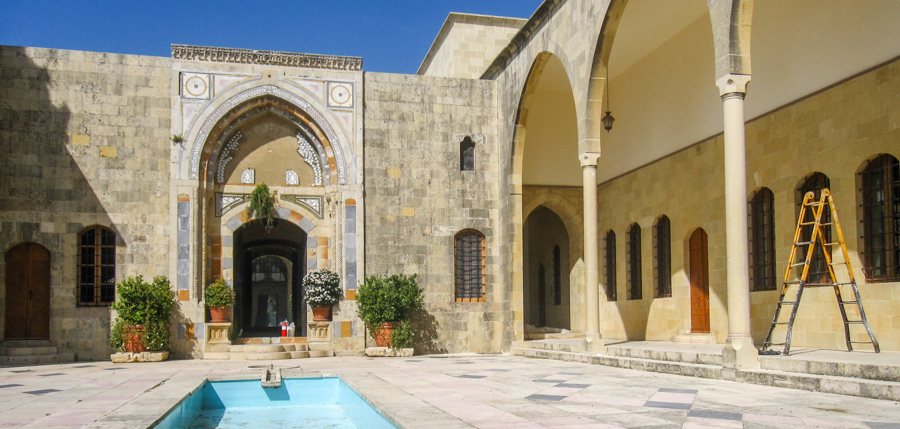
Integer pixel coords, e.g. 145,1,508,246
716,74,757,371
580,153,604,353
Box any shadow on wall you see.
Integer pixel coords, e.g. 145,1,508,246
412,310,446,355
0,47,119,358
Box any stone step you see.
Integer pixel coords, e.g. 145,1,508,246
737,368,900,402
308,350,334,358
513,347,722,379
205,344,231,353
604,344,723,366
228,351,292,360
1,340,53,348
759,354,900,383
523,340,585,353
308,343,334,352
0,346,57,356
290,351,309,359
0,352,74,366
229,344,287,353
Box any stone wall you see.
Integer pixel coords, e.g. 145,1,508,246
595,57,900,351
363,72,501,353
0,46,171,360
419,14,526,79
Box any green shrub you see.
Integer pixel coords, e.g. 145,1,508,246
204,278,235,307
356,274,424,330
110,275,174,351
390,320,414,350
302,269,342,307
247,183,277,229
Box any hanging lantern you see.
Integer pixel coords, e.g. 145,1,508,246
602,111,615,132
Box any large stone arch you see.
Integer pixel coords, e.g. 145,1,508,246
187,84,354,185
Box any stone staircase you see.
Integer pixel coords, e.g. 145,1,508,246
0,340,74,366
203,338,333,360
513,339,900,401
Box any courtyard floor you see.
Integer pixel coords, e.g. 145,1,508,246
0,354,898,429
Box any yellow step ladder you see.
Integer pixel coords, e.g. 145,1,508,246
761,189,879,356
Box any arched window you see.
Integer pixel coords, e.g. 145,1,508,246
455,229,485,302
605,230,617,301
460,136,475,171
78,225,116,306
859,154,900,282
552,245,561,305
627,223,642,300
749,188,776,291
798,173,831,284
654,216,671,298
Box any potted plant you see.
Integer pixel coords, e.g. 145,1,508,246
302,269,342,321
204,278,235,323
247,183,278,232
110,276,174,353
356,274,424,349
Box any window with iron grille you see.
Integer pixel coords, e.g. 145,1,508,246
749,187,776,291
455,229,485,302
798,173,832,284
552,245,562,305
78,225,116,306
860,154,900,282
627,223,642,300
654,216,672,298
605,230,617,301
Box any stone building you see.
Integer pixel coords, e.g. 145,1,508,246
1,0,899,367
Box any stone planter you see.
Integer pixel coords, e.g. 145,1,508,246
209,306,229,323
123,325,148,353
311,306,332,321
373,322,394,348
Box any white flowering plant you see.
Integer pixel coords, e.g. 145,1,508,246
302,269,342,307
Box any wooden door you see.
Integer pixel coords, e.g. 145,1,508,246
5,243,51,339
689,229,710,333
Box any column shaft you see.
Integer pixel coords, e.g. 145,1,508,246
581,153,603,353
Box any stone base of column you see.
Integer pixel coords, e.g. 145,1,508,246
583,333,605,354
722,335,758,376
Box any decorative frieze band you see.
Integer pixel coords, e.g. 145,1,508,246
216,193,250,218
172,44,363,71
281,195,324,219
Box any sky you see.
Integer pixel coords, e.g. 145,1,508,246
0,1,544,74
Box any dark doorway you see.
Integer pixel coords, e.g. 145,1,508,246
523,206,570,330
689,228,710,333
5,243,51,339
233,220,307,337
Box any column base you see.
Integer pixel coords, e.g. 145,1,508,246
722,336,758,371
583,334,605,354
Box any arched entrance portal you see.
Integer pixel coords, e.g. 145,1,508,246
523,206,571,332
5,243,50,339
689,228,710,333
234,219,307,337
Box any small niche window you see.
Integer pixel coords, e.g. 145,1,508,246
859,154,900,282
455,229,485,302
552,245,561,305
460,136,475,171
78,225,116,306
749,187,776,291
605,230,617,301
627,223,642,300
654,216,672,298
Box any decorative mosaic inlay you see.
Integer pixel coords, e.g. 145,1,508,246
240,168,255,184
296,134,323,186
172,44,362,71
282,195,324,219
286,170,299,186
181,72,210,99
328,82,353,108
216,193,250,217
216,132,242,183
189,85,350,184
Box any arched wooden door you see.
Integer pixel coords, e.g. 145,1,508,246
5,243,51,339
689,229,710,333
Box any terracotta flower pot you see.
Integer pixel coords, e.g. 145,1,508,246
209,306,229,323
373,322,394,348
311,306,332,321
124,325,148,353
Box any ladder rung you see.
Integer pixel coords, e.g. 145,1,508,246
804,202,822,206
840,301,859,305
794,241,813,245
784,281,802,284
805,282,837,286
819,222,833,226
790,262,808,267
773,322,789,325
846,321,864,324
799,222,817,225
777,301,796,306
829,262,846,266
849,341,874,344
823,242,841,246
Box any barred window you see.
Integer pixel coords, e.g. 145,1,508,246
654,216,672,298
605,230,617,301
749,188,776,291
460,136,475,171
78,225,116,306
627,223,642,300
552,245,561,305
798,173,831,284
455,229,485,302
860,154,900,282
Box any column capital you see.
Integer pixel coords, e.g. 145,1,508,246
579,152,601,167
715,73,751,97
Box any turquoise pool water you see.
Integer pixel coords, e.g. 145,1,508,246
154,378,396,428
